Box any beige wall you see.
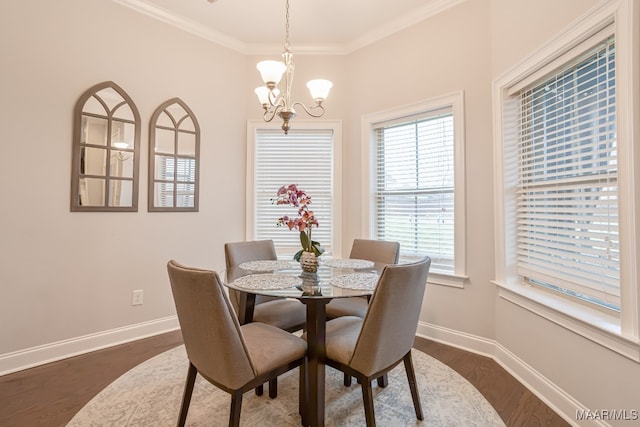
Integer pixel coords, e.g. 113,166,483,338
343,0,496,340
490,0,602,75
489,0,640,423
1,0,639,423
0,0,247,354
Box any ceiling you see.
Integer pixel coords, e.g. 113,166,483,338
112,0,463,55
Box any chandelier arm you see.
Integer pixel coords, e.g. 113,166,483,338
263,103,284,122
292,101,326,118
262,108,276,123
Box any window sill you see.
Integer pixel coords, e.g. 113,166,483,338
493,280,640,362
428,272,468,289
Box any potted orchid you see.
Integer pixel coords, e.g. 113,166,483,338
275,184,325,267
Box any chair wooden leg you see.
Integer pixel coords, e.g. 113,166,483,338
403,352,423,420
177,363,197,427
343,372,352,386
229,390,243,427
255,384,264,396
361,379,376,427
269,378,278,398
376,374,388,388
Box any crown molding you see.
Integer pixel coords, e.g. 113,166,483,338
344,0,467,54
112,0,465,55
244,43,350,57
111,0,251,53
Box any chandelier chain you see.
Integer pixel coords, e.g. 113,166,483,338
284,0,290,51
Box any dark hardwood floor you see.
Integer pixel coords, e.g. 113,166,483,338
412,339,570,427
0,331,569,427
0,331,184,427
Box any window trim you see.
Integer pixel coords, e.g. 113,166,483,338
361,91,467,288
246,120,343,258
492,0,639,360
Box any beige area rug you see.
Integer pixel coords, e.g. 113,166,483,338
68,345,505,426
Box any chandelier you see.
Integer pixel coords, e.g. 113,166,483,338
254,0,332,134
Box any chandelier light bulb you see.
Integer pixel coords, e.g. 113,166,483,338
306,79,333,103
256,60,287,87
254,86,271,105
255,86,281,107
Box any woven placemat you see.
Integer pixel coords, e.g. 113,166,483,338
329,272,379,290
238,260,295,272
232,274,301,290
324,258,375,269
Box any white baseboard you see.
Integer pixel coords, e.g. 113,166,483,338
493,342,609,427
0,316,180,376
416,321,607,427
416,320,496,358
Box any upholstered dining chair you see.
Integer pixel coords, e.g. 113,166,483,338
225,239,307,397
325,239,400,319
167,260,307,427
225,240,307,332
322,256,431,427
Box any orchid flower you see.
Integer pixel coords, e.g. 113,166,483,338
275,184,325,260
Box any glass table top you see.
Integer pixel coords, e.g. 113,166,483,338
223,258,386,300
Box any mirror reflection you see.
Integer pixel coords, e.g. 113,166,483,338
149,98,200,212
71,82,140,211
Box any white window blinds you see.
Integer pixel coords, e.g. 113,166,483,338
254,129,334,256
517,35,619,309
374,109,455,273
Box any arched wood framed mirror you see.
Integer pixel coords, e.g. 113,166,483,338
70,81,141,211
148,98,200,212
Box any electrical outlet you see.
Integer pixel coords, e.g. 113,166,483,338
132,290,144,306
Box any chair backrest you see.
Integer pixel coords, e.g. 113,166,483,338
349,239,400,265
224,240,279,310
167,260,257,390
349,257,431,376
224,240,278,269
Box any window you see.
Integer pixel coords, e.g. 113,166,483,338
363,93,466,286
517,35,619,310
247,121,342,257
149,98,200,212
494,0,639,355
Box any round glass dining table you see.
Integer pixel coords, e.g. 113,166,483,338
223,258,386,427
